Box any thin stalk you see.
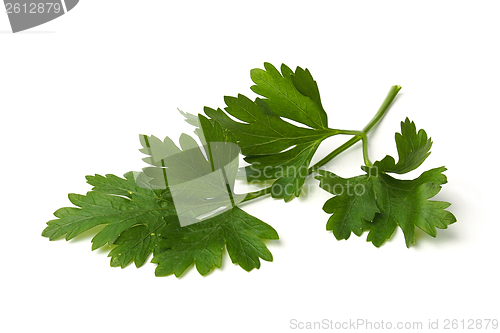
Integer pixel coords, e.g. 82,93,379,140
362,85,402,133
334,129,364,136
221,168,236,207
142,134,169,189
242,186,273,203
307,135,362,174
309,85,400,173
361,134,372,167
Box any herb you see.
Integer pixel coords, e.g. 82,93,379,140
42,116,278,277
315,119,456,247
42,63,456,277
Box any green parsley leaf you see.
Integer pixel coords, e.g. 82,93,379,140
42,117,279,276
315,172,380,240
41,172,174,267
152,206,278,277
375,118,433,174
316,119,456,247
144,116,279,276
202,63,338,201
250,62,328,129
364,166,455,247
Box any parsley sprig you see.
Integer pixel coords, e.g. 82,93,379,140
42,63,456,277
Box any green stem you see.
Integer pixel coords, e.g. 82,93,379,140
361,134,372,167
308,135,361,174
309,85,401,173
362,85,402,133
242,186,273,203
334,129,364,136
242,85,401,203
142,134,169,189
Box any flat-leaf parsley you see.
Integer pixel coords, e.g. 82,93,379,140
42,63,456,277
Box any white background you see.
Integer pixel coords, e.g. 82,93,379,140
1,1,499,332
